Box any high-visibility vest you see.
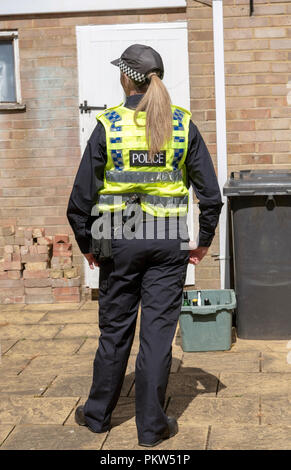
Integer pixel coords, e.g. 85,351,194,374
95,103,191,217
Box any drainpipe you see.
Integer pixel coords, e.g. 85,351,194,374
212,0,230,289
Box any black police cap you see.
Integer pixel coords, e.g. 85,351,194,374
111,44,164,81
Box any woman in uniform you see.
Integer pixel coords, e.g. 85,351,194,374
67,44,223,447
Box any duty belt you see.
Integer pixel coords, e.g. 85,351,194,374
97,193,188,208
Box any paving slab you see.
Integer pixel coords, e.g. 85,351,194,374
0,425,107,450
22,303,81,311
20,354,96,376
43,371,134,399
54,324,99,339
5,338,83,356
130,370,219,399
0,374,56,396
261,352,291,372
0,425,15,446
0,305,25,312
76,337,99,355
39,310,98,324
166,396,259,425
208,425,291,450
0,396,79,425
261,396,291,425
0,354,33,377
0,324,61,340
103,422,208,450
218,372,291,397
0,312,46,324
231,338,283,353
0,339,18,355
80,301,99,310
65,395,137,428
181,351,260,373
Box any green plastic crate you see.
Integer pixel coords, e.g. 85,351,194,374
179,289,236,352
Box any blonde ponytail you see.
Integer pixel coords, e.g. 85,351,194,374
134,73,172,159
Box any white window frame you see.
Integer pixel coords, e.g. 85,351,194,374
0,30,22,105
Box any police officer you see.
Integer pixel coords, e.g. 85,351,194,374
67,44,223,447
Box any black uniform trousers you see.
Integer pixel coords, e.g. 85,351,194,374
83,220,189,444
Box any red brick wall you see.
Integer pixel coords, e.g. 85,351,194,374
187,0,291,289
0,8,186,283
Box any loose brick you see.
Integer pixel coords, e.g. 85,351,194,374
0,279,24,288
24,238,33,246
1,295,25,304
54,234,69,244
15,227,25,238
51,257,72,268
7,270,21,280
25,286,52,295
4,253,12,262
12,253,21,262
51,277,80,288
25,294,54,304
37,236,53,246
53,286,79,295
50,269,63,279
25,262,48,271
0,286,24,297
3,261,22,271
53,294,81,303
20,246,29,256
24,228,33,239
37,245,49,254
24,278,52,288
63,267,78,279
29,245,38,255
23,269,50,279
13,245,20,254
32,227,45,238
53,250,72,258
21,254,49,263
53,242,72,253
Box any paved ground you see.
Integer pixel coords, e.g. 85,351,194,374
0,300,291,450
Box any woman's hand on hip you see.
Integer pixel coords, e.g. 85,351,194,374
188,242,209,265
84,253,99,269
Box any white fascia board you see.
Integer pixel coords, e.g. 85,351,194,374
0,0,186,16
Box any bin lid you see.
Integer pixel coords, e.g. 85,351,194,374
223,170,291,196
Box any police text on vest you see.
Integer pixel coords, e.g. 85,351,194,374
129,150,166,167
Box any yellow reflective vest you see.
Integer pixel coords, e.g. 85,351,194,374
95,103,191,217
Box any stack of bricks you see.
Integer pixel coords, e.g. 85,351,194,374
0,226,81,304
0,226,26,304
50,234,81,303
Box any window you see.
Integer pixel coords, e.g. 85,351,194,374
0,40,16,101
0,31,24,108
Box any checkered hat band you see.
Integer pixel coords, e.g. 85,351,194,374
118,59,146,84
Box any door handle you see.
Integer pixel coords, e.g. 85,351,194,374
79,101,107,114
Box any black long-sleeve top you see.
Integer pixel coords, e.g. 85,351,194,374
67,94,223,253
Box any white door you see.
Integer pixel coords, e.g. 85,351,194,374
76,22,196,287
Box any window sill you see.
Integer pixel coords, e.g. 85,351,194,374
0,103,26,111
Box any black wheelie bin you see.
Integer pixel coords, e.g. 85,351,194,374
223,169,291,339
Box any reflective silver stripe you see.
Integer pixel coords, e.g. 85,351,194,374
105,170,183,183
97,193,188,207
